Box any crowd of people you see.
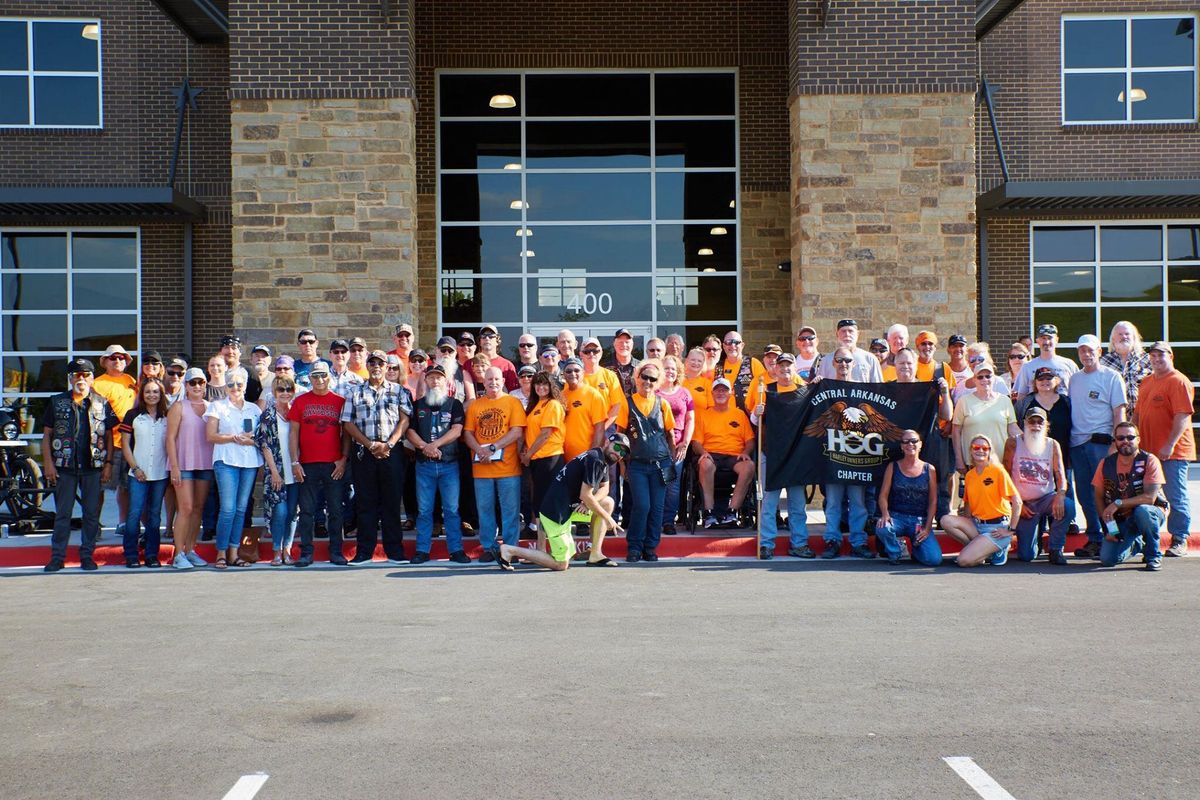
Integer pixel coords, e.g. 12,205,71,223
37,317,1194,574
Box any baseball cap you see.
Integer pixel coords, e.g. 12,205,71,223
219,335,241,347
606,432,632,458
1033,366,1057,381
479,324,498,336
517,364,537,377
436,336,456,350
540,345,559,358
251,344,271,356
614,328,633,339
581,336,601,349
142,349,163,364
329,339,349,352
409,349,428,360
1147,341,1173,354
183,367,206,382
947,334,968,347
1024,406,1048,421
1075,334,1101,350
348,336,367,349
425,364,447,378
457,332,476,344
869,338,888,351
796,325,817,337
712,377,733,390
274,355,295,369
836,319,858,330
366,349,388,363
562,357,584,370
101,344,130,359
394,322,414,335
763,343,783,356
168,357,188,370
296,328,316,341
66,357,95,374
1036,323,1058,337
915,330,938,346
308,361,331,375
776,352,796,364
972,361,997,376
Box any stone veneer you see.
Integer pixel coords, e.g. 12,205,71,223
230,98,417,350
790,92,977,339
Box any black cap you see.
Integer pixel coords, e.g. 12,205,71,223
142,350,163,364
168,357,188,370
436,336,456,349
837,319,858,330
220,335,241,347
457,331,476,344
1036,323,1058,337
425,364,447,377
67,357,95,374
348,336,367,348
947,334,968,346
297,328,316,341
869,338,887,351
614,328,633,339
329,339,349,352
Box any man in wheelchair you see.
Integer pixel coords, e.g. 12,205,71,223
692,378,756,528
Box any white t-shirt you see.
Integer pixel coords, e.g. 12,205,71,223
1014,353,1079,397
816,346,882,383
204,399,264,469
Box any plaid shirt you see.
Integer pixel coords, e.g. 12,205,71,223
339,380,412,442
1099,350,1152,415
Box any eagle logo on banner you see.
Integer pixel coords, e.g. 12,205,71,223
803,401,905,439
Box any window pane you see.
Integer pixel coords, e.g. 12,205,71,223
1102,306,1163,342
439,122,520,169
528,275,652,324
1033,266,1094,302
1100,265,1163,301
525,74,649,116
1168,226,1200,261
1131,71,1196,121
1100,226,1161,261
657,224,737,273
72,233,137,270
656,275,737,322
1033,226,1094,262
1132,17,1195,67
440,174,522,221
0,76,29,125
2,314,67,351
1168,265,1200,301
440,226,522,275
33,76,99,126
1064,73,1126,122
1,233,67,270
2,273,67,310
526,173,650,221
72,272,137,310
0,21,26,70
3,395,51,436
656,173,737,221
72,314,136,352
525,225,650,274
1169,305,1200,342
441,277,522,324
1063,19,1126,69
655,120,736,168
655,73,736,116
525,121,650,168
1034,307,1094,343
32,21,98,71
1172,347,1200,379
3,356,67,394
439,74,520,117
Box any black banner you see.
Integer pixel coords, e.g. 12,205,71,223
763,380,939,490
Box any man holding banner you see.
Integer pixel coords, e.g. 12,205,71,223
752,353,811,559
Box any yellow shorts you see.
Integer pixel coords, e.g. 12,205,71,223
539,514,578,563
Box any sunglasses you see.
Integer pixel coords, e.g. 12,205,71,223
395,331,412,337
330,349,348,355
871,348,887,354
439,348,455,354
563,368,582,375
310,374,330,380
276,388,295,394
970,444,991,451
1115,434,1138,441
901,439,920,445
480,333,498,339
724,340,742,346
518,342,536,348
639,374,659,383
410,357,426,363
582,348,601,355
1036,375,1055,381
834,357,853,364
610,443,630,459
796,335,815,342
298,338,317,345
975,373,993,379
1009,354,1027,360
968,355,986,363
167,369,185,377
187,379,206,386
1026,418,1045,424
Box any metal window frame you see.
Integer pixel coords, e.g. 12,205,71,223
0,17,104,129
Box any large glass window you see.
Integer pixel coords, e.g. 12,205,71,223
1062,15,1197,124
437,71,738,346
0,18,102,128
0,229,139,442
1031,222,1199,435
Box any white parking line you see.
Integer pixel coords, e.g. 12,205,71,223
221,773,269,800
943,757,1017,800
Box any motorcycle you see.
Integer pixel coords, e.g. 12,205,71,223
0,401,50,533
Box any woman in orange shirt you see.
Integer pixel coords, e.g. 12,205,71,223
941,433,1023,568
682,347,714,412
521,372,566,527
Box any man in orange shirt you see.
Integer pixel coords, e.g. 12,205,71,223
560,358,607,461
580,338,622,426
693,378,756,527
463,367,526,562
92,343,137,530
1134,342,1194,556
388,322,414,369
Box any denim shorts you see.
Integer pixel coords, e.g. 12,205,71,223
976,520,1012,552
103,449,128,490
179,468,214,481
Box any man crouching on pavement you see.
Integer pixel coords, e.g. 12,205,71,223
497,433,630,572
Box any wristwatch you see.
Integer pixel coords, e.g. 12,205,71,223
1114,498,1124,508
488,444,497,453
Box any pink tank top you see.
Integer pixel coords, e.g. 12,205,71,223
175,399,214,470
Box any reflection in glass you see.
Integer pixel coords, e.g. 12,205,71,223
441,276,523,324
1063,19,1126,69
440,174,522,221
1172,347,1200,380
72,233,137,270
33,76,99,126
1034,227,1094,262
656,173,737,221
0,76,28,125
2,395,51,437
525,74,649,116
32,21,98,71
656,224,737,272
1101,307,1163,342
655,121,737,168
655,73,736,116
526,122,650,168
526,173,650,220
439,74,520,117
1131,71,1196,121
2,233,67,270
72,314,136,352
2,273,67,310
1033,267,1094,303
0,21,26,70
72,273,137,310
1100,266,1163,301
1064,73,1126,122
440,227,522,274
1034,307,1095,344
526,226,650,273
655,275,737,322
2,314,67,351
1100,226,1161,261
1132,17,1195,68
1169,305,1200,342
528,275,652,323
439,122,520,169
1168,226,1200,261
2,356,67,394
1168,265,1200,301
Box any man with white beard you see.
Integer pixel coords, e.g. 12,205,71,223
434,336,472,402
1002,406,1074,565
407,365,469,564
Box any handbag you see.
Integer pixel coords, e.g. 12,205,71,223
656,458,678,486
237,527,262,563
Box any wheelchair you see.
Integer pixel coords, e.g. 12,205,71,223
680,452,758,533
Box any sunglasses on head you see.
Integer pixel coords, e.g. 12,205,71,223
968,355,986,363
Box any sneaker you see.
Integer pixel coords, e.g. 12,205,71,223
385,556,407,565
172,552,194,570
477,550,496,563
125,559,141,569
759,546,774,560
821,542,840,559
703,511,719,529
990,547,1009,567
788,545,816,559
449,551,471,564
719,511,739,526
80,557,98,571
1074,541,1101,559
849,545,876,560
43,559,64,573
1165,539,1188,557
1047,549,1069,566
293,557,313,568
349,554,373,565
410,552,430,565
144,559,161,568
1145,557,1163,571
185,551,208,567
643,551,659,562
626,552,642,563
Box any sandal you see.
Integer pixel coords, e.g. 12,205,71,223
231,558,252,567
586,557,619,567
270,554,283,566
496,552,514,572
213,558,228,570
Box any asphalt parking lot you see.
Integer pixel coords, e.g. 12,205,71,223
2,557,1197,800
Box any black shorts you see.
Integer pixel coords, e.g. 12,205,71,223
709,453,740,474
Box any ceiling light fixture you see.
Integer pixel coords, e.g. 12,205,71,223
515,228,532,237
710,226,728,236
697,247,714,256
509,200,528,210
702,267,717,273
521,249,535,258
729,200,736,209
489,94,516,109
1117,88,1147,103
81,23,99,40
503,163,522,170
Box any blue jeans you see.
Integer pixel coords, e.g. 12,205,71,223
875,512,943,566
123,477,168,562
661,458,685,525
759,486,808,550
1013,492,1076,559
1070,442,1110,541
626,459,667,556
1162,459,1191,545
269,483,300,551
417,460,462,554
475,475,521,552
824,482,867,547
213,461,258,552
1100,505,1166,566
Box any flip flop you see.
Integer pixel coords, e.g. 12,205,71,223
496,552,515,572
213,558,228,570
231,558,252,567
586,557,619,567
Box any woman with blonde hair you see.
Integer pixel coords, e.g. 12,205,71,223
682,347,713,412
256,375,301,566
656,354,695,533
165,367,213,569
1004,342,1030,401
940,433,1022,567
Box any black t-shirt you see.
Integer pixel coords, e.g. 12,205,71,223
604,358,640,396
245,373,263,403
539,448,609,524
410,396,466,461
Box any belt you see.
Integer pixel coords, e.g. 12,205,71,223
973,515,1009,525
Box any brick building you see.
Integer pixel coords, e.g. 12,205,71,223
0,0,1195,439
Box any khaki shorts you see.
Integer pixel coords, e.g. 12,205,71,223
103,449,128,490
539,514,578,563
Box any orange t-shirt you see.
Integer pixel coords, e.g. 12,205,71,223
1091,451,1165,494
746,375,805,414
583,367,623,413
464,394,527,478
963,463,1018,520
523,398,565,459
93,373,137,447
615,392,676,436
560,383,607,461
1135,370,1196,461
683,376,713,411
695,405,754,456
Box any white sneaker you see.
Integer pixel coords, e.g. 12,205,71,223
172,551,194,570
185,551,208,567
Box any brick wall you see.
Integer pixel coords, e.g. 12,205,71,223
978,0,1200,192
981,216,1030,351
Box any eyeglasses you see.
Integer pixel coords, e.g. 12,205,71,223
724,339,742,346
834,357,853,364
167,369,184,377
901,439,920,445
480,333,497,339
277,388,295,394
639,375,659,383
518,342,536,348
796,335,815,342
1114,434,1138,442
310,374,329,380
970,445,990,452
1009,354,1027,360
704,347,720,353
410,357,426,363
330,349,348,355
187,379,206,386
298,338,317,345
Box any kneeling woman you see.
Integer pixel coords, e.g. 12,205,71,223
875,429,943,566
940,434,1023,567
